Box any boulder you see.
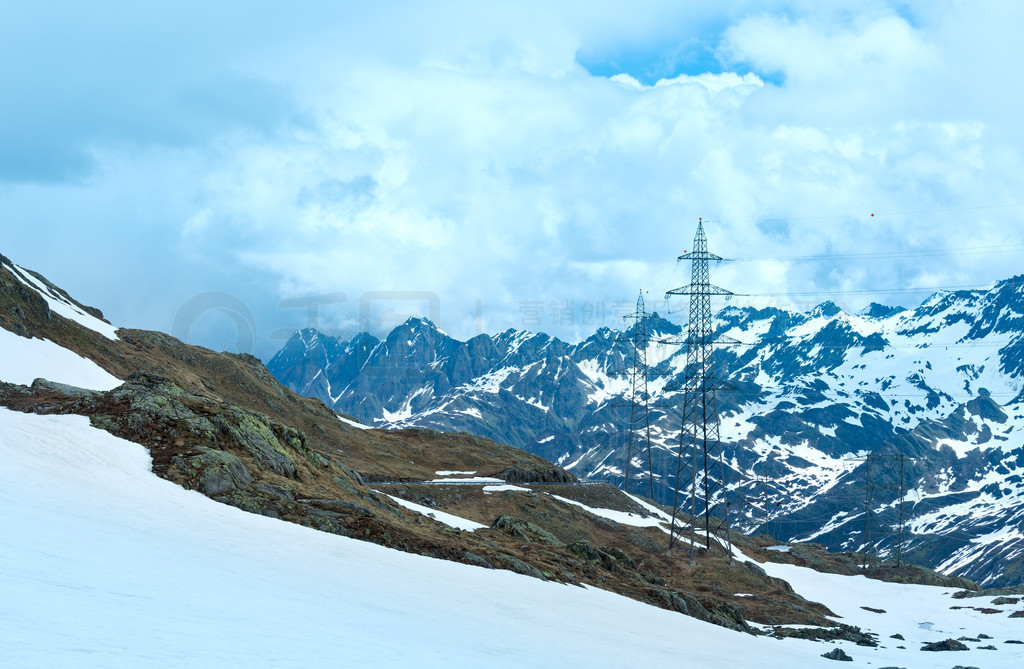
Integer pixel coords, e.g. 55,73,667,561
920,638,968,651
30,379,101,397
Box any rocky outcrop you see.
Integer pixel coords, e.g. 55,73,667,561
566,541,638,574
172,448,254,495
648,588,751,633
921,638,969,651
772,623,877,647
953,584,1024,599
491,515,563,546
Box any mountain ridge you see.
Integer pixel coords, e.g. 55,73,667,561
269,275,1024,587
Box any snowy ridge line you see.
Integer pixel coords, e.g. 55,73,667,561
2,260,119,340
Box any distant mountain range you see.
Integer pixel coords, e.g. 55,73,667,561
268,276,1024,587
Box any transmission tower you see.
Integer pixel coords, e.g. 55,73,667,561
849,449,909,569
618,290,655,499
665,220,734,564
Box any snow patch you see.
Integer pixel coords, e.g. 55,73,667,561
0,327,121,391
338,415,373,430
381,494,485,531
5,262,119,340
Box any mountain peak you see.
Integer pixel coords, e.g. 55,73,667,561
811,300,842,318
859,302,906,319
402,316,437,329
647,311,683,335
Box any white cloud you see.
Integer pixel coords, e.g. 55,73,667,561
2,1,1024,357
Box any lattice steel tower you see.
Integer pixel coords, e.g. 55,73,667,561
620,290,655,499
666,220,733,563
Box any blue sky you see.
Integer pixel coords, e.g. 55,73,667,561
3,0,1023,359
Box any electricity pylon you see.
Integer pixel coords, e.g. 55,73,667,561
666,220,734,564
849,449,909,568
619,290,655,499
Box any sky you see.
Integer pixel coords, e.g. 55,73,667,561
3,0,1024,360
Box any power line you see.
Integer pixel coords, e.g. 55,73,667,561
700,202,1024,225
713,339,1021,349
727,243,1024,263
737,281,1023,296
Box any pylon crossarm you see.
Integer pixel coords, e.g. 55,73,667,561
677,251,723,262
666,284,733,297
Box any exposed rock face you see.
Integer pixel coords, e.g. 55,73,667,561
567,541,634,573
491,515,563,546
172,448,254,495
774,624,876,647
647,587,751,633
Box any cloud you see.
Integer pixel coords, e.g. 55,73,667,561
2,1,1024,359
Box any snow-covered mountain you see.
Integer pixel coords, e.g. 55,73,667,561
6,252,1024,666
269,277,1024,587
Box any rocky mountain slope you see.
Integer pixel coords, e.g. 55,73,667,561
11,250,1024,668
1,251,859,631
268,278,1024,587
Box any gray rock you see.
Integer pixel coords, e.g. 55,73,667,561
744,561,769,578
821,648,853,661
920,638,969,651
30,379,102,397
251,483,295,500
210,410,298,478
172,447,254,495
491,515,563,546
490,553,545,579
461,551,493,569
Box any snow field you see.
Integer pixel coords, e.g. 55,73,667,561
0,326,122,391
761,561,1024,664
2,408,838,668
